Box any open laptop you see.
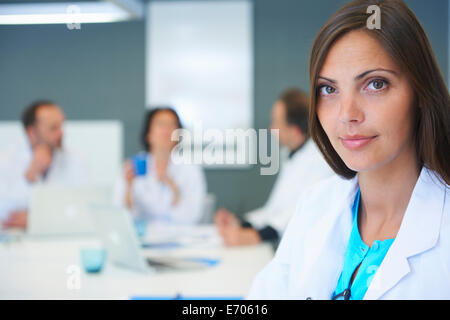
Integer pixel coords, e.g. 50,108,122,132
89,205,213,273
28,185,112,236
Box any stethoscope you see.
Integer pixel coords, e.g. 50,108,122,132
332,287,351,300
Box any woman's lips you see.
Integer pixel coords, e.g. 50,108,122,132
339,135,377,150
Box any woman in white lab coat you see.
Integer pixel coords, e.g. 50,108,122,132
114,107,206,225
249,0,450,300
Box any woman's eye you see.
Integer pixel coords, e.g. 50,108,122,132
319,85,337,95
367,79,387,91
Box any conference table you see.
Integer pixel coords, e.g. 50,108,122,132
0,225,274,299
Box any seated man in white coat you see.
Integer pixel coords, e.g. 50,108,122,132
214,88,334,246
0,100,87,229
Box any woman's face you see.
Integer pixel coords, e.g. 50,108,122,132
316,30,415,173
147,110,180,152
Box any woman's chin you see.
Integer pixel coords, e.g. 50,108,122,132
341,158,383,174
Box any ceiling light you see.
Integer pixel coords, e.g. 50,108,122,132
0,1,142,25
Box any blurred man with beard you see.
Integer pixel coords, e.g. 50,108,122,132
0,100,87,229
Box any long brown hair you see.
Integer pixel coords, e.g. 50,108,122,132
309,0,450,185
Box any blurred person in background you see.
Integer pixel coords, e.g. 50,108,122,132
0,100,87,229
114,107,207,225
214,88,334,246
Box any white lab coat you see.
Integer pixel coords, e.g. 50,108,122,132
245,139,334,235
114,153,207,225
0,144,88,222
248,167,450,300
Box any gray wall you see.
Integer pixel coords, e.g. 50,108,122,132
0,21,146,157
0,0,448,215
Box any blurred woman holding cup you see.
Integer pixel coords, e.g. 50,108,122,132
114,107,207,225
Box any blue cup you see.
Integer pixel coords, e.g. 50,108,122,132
80,248,106,273
134,219,148,238
132,154,147,176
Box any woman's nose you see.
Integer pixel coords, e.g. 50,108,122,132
338,92,364,124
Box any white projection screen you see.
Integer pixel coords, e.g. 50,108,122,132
146,0,253,132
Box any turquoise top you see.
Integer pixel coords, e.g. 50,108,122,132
333,189,395,300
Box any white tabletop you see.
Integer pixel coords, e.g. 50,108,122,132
0,226,274,300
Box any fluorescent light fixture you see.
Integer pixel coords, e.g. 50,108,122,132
0,1,141,25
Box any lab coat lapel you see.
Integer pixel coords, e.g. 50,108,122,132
364,168,445,300
293,176,358,299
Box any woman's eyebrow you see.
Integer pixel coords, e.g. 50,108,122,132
318,68,397,84
317,76,336,83
355,68,397,80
